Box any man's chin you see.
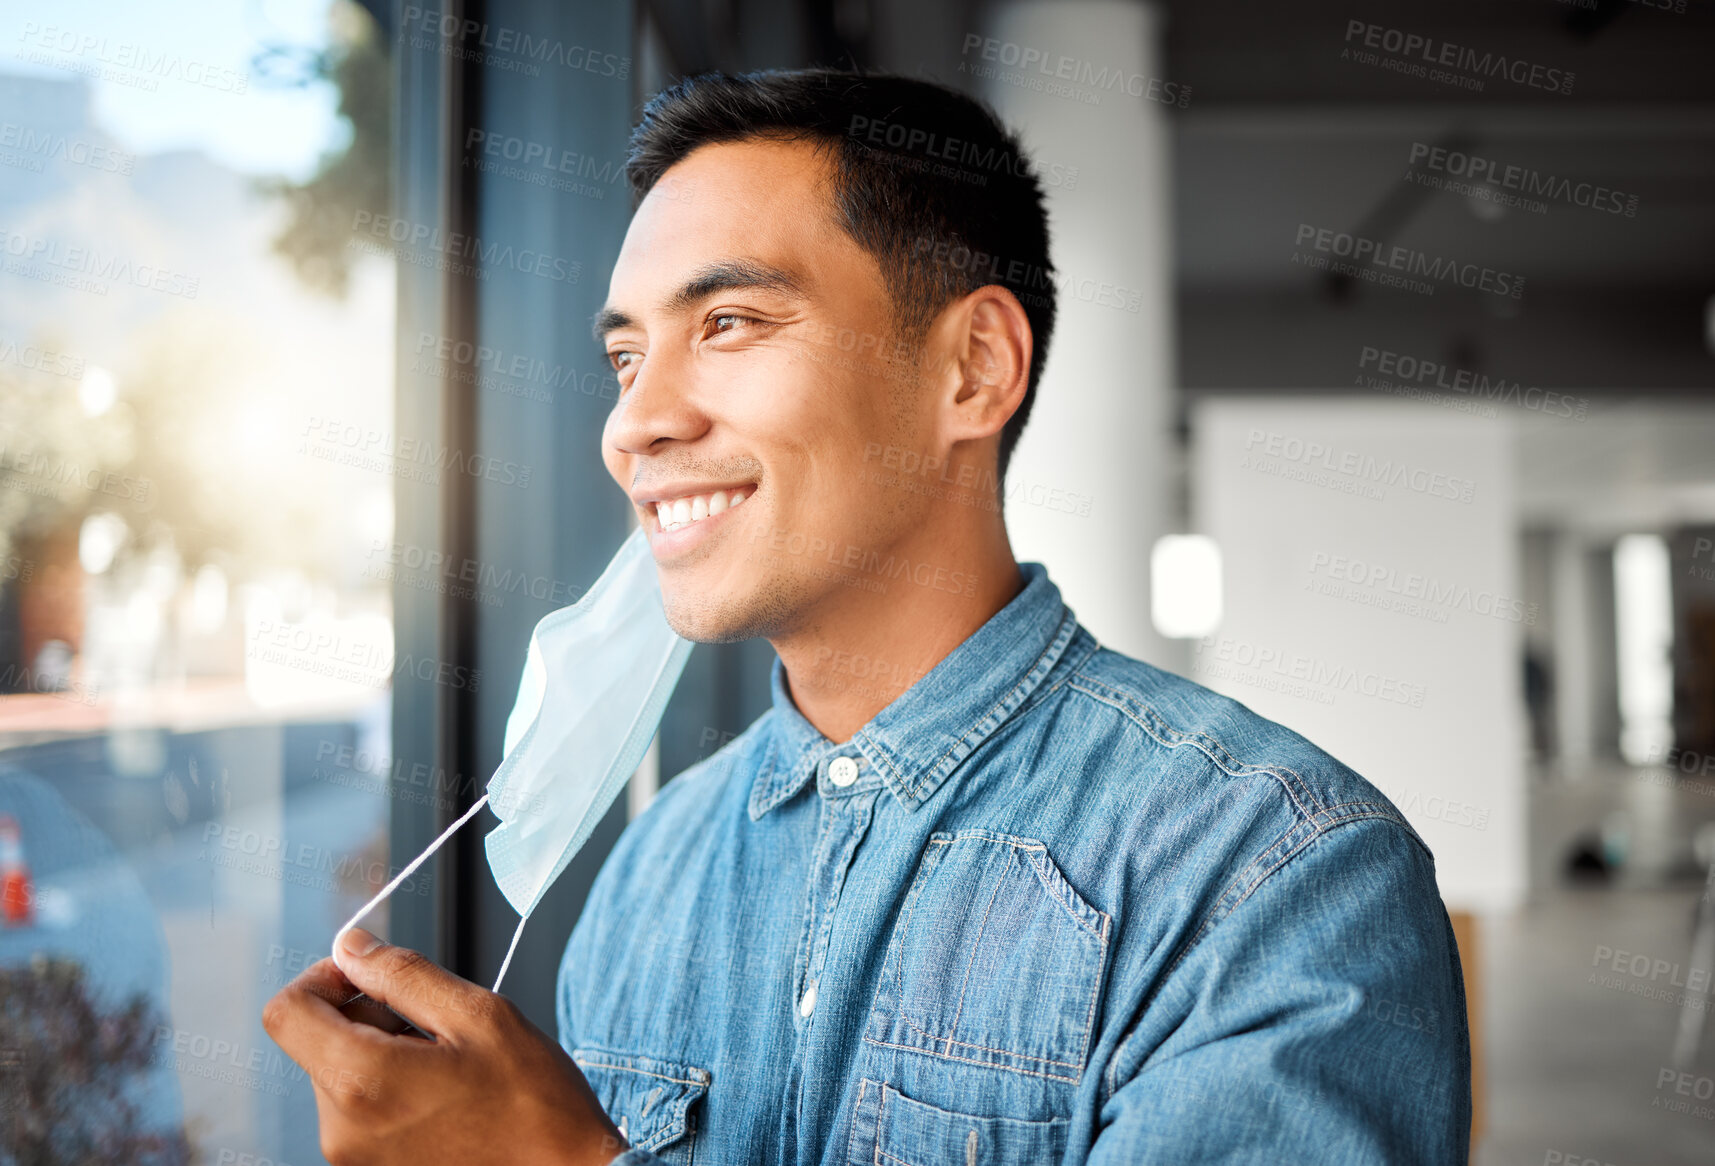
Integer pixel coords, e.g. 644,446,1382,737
660,573,802,644
660,595,765,645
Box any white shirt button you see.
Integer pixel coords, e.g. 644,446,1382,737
798,979,818,1017
829,757,859,787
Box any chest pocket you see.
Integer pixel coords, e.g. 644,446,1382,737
571,1046,711,1164
864,829,1111,1083
848,1079,1069,1166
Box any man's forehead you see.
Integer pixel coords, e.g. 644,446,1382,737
603,140,858,323
634,137,835,240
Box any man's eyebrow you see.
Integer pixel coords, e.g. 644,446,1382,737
591,259,810,344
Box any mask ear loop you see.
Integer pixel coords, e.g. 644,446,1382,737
332,791,535,996
493,910,529,993
334,793,492,968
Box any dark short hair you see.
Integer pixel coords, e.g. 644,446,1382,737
625,68,1057,484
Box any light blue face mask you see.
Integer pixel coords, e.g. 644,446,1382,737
335,526,693,992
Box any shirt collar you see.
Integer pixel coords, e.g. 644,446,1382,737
748,561,1079,820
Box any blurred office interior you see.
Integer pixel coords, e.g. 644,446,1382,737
0,0,1712,1162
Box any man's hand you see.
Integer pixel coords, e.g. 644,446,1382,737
262,928,629,1166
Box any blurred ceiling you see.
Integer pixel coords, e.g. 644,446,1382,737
1155,0,1715,391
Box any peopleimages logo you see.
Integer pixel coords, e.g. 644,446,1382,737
349,210,580,285
1293,223,1525,299
399,6,630,80
1341,20,1575,95
17,22,250,94
1193,635,1428,709
1242,428,1478,505
1357,346,1589,421
0,120,135,175
1308,551,1537,626
958,34,1190,108
412,331,618,405
0,228,201,299
1407,143,1638,218
0,336,84,380
912,234,1145,315
299,415,533,490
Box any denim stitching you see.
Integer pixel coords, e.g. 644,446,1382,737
570,1054,709,1088
1068,673,1326,815
1020,844,1112,944
860,1034,1081,1083
1314,799,1413,835
1073,903,1112,1076
1020,632,1101,717
1206,821,1317,930
883,837,948,1027
888,834,1104,1076
904,612,1076,800
847,1078,871,1166
863,612,1078,807
791,795,834,1030
900,1025,1085,1070
1169,811,1405,989
874,1088,903,1166
1066,674,1324,821
1068,668,1429,1102
931,829,1111,945
874,1088,905,1166
945,847,1015,1049
1099,810,1414,1100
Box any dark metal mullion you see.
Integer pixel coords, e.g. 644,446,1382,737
436,0,486,983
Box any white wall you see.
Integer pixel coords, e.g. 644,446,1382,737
980,0,1177,667
1193,397,1526,912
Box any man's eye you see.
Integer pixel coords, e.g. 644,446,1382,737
709,314,749,335
610,350,640,371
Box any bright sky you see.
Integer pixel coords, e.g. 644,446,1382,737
3,0,345,181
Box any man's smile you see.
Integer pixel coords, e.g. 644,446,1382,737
635,481,759,556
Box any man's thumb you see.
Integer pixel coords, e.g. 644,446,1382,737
334,926,385,977
333,928,494,1033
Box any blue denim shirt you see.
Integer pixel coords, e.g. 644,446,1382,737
557,562,1470,1165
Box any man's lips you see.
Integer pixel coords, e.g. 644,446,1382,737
636,483,757,534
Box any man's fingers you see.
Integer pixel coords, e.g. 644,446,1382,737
339,992,432,1038
262,957,394,1067
333,928,502,1038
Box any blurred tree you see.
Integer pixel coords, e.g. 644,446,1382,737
0,343,137,582
99,313,340,582
258,0,393,298
0,956,192,1165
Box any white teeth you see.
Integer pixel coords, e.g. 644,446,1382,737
655,487,753,531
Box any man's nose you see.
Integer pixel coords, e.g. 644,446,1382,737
606,353,708,454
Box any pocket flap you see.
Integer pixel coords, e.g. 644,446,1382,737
875,1081,1068,1166
571,1046,711,1153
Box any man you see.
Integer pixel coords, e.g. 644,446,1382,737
265,69,1470,1165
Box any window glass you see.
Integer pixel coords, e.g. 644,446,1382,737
0,3,395,1163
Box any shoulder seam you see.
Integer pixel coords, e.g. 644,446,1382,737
1102,810,1425,1101
1067,665,1441,1103
1066,672,1327,821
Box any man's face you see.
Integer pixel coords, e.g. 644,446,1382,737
598,138,934,642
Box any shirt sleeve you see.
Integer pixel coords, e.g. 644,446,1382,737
1087,814,1472,1165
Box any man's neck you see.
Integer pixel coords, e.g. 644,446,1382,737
772,533,1026,744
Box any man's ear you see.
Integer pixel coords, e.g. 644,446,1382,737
938,285,1032,446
